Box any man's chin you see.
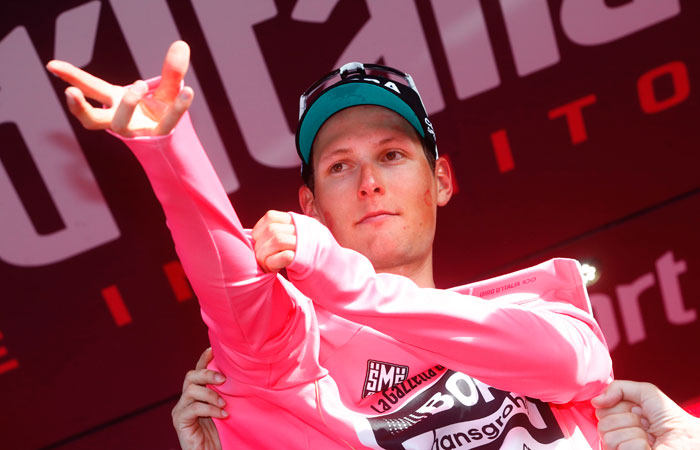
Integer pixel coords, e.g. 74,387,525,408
362,246,411,272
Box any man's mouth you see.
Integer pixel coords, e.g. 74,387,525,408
357,211,398,225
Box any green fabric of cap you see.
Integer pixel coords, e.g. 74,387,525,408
298,82,425,164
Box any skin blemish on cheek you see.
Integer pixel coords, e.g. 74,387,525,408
322,211,335,230
424,189,432,207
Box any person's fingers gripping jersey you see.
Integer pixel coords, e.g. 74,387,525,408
593,380,700,449
172,348,226,450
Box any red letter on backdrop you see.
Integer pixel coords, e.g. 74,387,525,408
548,94,597,145
163,260,194,303
490,129,515,173
0,331,19,375
638,61,690,114
101,285,133,327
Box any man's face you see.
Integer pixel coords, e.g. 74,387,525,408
299,105,452,273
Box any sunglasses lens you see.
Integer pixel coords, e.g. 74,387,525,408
299,64,418,119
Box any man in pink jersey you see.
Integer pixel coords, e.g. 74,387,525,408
48,41,612,449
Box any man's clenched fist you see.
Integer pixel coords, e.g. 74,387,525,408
252,210,297,273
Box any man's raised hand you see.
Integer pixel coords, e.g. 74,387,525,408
252,211,297,273
45,40,193,137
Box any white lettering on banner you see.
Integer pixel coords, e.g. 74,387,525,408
500,0,559,77
190,0,299,168
329,0,445,114
0,3,687,267
291,0,337,23
590,251,696,350
109,0,240,193
431,0,500,100
656,251,696,325
0,27,120,266
54,1,101,67
433,0,682,100
589,293,621,350
561,0,681,46
616,273,657,345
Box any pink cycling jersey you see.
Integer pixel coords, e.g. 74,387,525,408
119,105,612,449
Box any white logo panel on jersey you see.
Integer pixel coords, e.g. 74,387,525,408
355,367,566,450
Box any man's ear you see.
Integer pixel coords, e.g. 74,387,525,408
434,156,454,207
298,185,324,222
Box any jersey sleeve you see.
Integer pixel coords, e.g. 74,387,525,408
114,110,323,388
286,213,612,403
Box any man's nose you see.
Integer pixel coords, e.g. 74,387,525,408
358,164,384,198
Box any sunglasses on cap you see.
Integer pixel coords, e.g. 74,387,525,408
296,62,437,165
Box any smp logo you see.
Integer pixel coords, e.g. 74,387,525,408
362,360,409,398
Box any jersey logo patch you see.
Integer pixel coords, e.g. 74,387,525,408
356,369,566,450
363,360,409,398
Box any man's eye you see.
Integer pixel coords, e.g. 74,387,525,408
329,162,345,173
385,150,404,161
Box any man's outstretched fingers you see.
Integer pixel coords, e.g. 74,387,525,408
64,87,113,130
155,40,191,104
154,86,194,135
111,80,149,136
46,60,115,105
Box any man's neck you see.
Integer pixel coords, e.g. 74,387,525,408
376,255,436,288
